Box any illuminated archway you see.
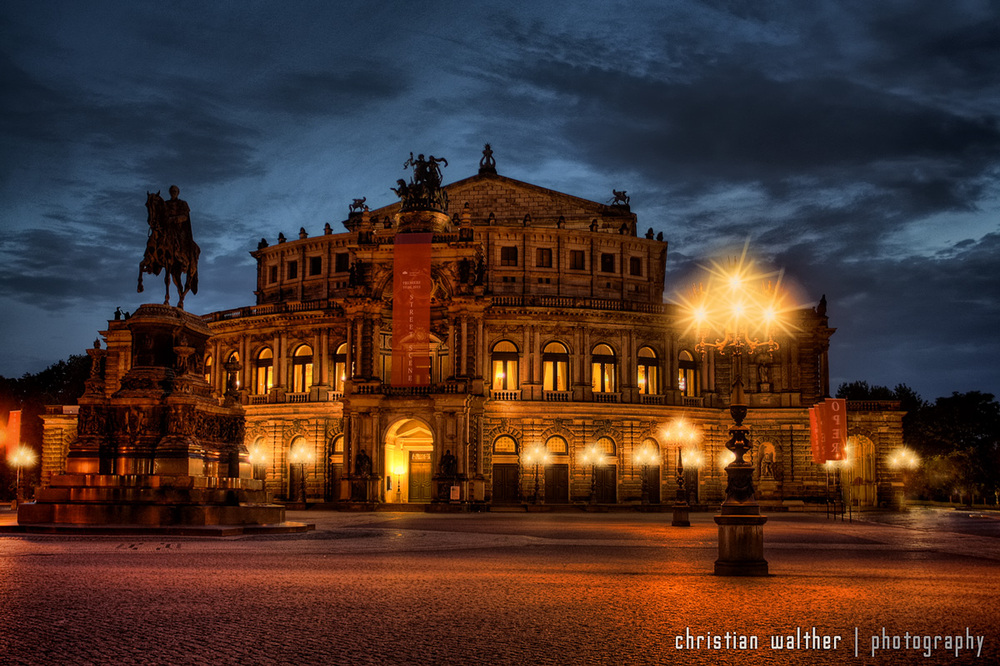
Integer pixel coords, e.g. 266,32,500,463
384,418,435,504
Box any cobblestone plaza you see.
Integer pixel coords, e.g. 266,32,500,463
2,507,998,664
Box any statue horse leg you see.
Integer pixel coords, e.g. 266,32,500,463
163,271,171,306
173,268,187,309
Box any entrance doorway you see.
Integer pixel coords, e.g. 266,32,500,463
492,463,520,504
544,464,569,503
643,465,661,503
408,451,433,502
384,418,435,504
595,467,617,503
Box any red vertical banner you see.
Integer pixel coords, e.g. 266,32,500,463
809,406,823,464
822,398,846,461
392,233,433,386
3,409,21,459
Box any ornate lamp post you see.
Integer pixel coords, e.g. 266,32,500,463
664,419,700,526
10,446,37,506
524,446,549,504
634,444,660,506
682,249,790,576
582,445,604,505
288,444,313,503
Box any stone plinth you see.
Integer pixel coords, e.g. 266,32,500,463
395,210,451,234
19,304,285,528
714,514,769,576
18,474,283,526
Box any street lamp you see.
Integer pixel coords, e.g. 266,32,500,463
888,447,919,506
524,446,549,504
10,446,37,506
681,247,792,576
582,445,604,505
248,445,268,482
634,444,660,506
288,444,313,503
663,419,700,526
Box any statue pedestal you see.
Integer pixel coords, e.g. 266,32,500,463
19,304,287,529
714,514,769,576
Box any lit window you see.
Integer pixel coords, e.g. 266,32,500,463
292,345,313,393
543,342,569,391
494,436,517,454
637,346,658,394
333,343,347,392
203,354,212,385
596,436,616,456
591,344,617,393
546,436,568,454
491,341,519,391
254,348,273,395
678,350,698,397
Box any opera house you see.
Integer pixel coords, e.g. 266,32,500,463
40,146,903,510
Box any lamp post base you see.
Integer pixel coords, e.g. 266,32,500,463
714,514,768,576
671,503,690,527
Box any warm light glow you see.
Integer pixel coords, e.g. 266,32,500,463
9,446,36,469
524,446,549,466
392,464,406,477
634,446,659,466
289,444,313,465
675,241,798,354
248,446,267,465
681,449,704,468
888,448,920,470
719,450,736,468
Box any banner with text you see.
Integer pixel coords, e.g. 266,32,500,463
392,233,433,386
3,409,21,459
809,398,847,463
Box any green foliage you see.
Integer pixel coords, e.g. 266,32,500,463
837,381,1000,502
1,355,91,499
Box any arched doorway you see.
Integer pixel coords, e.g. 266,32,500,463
384,419,435,504
846,435,877,508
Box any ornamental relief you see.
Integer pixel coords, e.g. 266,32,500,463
484,419,522,446
284,419,310,442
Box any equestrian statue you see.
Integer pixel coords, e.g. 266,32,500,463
138,185,200,309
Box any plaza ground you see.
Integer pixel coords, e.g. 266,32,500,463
1,507,998,665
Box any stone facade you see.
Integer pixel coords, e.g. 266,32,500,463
41,153,905,509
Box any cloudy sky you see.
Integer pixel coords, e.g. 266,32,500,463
1,1,998,401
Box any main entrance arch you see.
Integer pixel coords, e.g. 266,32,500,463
384,418,435,504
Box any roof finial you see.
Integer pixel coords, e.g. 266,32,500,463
479,143,497,175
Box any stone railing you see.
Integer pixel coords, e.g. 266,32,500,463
203,299,344,323
491,390,521,401
640,394,665,405
543,391,571,402
489,295,667,314
847,400,902,412
594,392,620,403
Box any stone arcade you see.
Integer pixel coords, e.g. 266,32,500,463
36,147,905,514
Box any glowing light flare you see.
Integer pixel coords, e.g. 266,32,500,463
719,450,736,468
9,446,36,468
523,446,549,466
888,448,920,470
634,446,659,466
288,444,314,465
675,245,799,351
248,447,267,465
681,449,704,468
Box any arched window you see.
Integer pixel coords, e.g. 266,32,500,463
333,343,347,393
226,352,240,391
292,345,313,393
542,342,569,391
637,347,658,395
545,435,568,454
493,435,518,455
591,344,617,393
254,348,273,395
203,354,213,386
596,436,616,456
491,341,519,390
678,350,698,397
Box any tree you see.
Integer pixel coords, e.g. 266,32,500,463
1,355,91,499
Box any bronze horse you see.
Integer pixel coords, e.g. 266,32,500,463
138,190,200,309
